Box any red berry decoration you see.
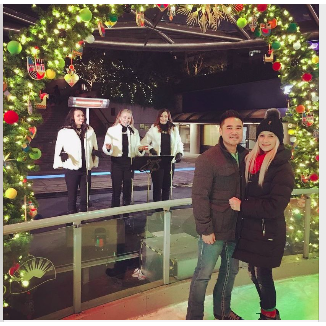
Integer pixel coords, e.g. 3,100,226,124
302,73,312,82
257,4,268,12
4,110,19,124
235,4,244,12
8,263,20,276
316,155,319,161
309,174,319,182
272,62,281,71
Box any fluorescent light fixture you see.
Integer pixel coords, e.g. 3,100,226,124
68,97,110,109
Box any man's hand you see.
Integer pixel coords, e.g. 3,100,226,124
202,233,215,245
229,197,241,211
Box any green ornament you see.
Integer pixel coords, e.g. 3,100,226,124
271,41,281,50
254,28,261,38
236,17,247,29
294,213,302,220
287,23,297,33
312,69,319,78
29,148,42,160
79,8,92,22
58,58,65,68
109,13,118,22
7,41,22,55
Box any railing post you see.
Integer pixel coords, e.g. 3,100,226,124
73,222,82,313
163,209,171,285
303,196,311,259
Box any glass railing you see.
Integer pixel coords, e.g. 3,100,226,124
3,189,318,320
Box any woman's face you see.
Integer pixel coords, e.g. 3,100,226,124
74,110,85,127
119,112,132,127
159,111,169,125
258,131,277,153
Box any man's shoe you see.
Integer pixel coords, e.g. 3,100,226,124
215,310,243,320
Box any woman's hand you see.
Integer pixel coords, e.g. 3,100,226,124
105,143,112,150
138,145,148,152
229,197,241,211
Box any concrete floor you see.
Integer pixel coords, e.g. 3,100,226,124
129,274,319,320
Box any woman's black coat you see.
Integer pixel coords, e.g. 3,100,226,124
232,145,295,268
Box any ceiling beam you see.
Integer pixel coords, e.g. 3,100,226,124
306,4,319,26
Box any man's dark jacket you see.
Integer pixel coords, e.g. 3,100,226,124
192,137,248,240
232,145,294,268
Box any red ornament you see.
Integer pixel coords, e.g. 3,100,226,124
309,174,319,182
302,73,312,82
257,4,268,12
9,263,20,276
78,40,84,45
235,4,244,12
272,62,281,71
34,46,39,50
4,110,19,124
23,178,28,183
301,175,309,183
295,105,305,114
316,155,319,161
268,18,277,29
69,64,75,71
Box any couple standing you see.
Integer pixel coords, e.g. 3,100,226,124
186,109,294,320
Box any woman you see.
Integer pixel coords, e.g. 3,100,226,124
229,109,294,320
141,109,184,202
102,109,146,208
53,108,99,214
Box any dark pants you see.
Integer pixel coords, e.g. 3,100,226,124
65,169,91,213
248,264,276,310
151,163,175,202
111,156,132,208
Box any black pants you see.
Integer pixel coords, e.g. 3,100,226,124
65,169,91,213
248,264,276,310
151,163,175,202
111,156,132,208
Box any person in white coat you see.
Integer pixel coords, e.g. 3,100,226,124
141,109,184,202
53,108,100,214
102,109,146,208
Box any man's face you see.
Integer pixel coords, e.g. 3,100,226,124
219,117,243,146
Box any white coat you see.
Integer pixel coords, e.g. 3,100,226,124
53,127,99,170
102,124,144,158
140,124,184,163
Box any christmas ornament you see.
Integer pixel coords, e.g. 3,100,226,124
85,35,95,43
312,56,319,64
5,188,17,199
136,11,145,27
295,105,305,113
237,17,247,29
260,23,271,36
288,129,295,135
249,16,258,32
234,4,244,12
313,129,319,138
98,21,105,37
22,143,30,152
45,69,56,80
272,62,281,71
27,57,46,80
35,92,49,109
302,112,314,127
79,8,92,22
73,43,83,59
58,58,66,69
257,4,268,12
301,175,309,183
4,110,19,124
157,4,169,12
289,136,297,143
271,41,281,50
29,148,42,160
287,22,297,33
288,123,293,128
105,14,118,28
293,42,301,50
311,94,319,102
64,65,79,87
316,155,319,161
9,263,20,276
254,28,261,37
302,73,312,82
309,174,318,182
29,127,37,139
268,18,277,29
7,41,22,54
263,44,273,63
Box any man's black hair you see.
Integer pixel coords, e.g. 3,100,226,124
219,110,243,126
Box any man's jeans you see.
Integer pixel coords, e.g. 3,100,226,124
186,237,239,320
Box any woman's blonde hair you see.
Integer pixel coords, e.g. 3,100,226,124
245,136,280,186
113,109,134,127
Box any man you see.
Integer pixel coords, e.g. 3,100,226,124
186,110,248,320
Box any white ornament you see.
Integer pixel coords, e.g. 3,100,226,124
85,35,95,43
293,42,301,50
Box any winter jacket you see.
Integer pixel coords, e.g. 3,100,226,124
232,145,295,268
192,137,248,240
102,124,144,158
140,124,184,163
53,126,99,170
